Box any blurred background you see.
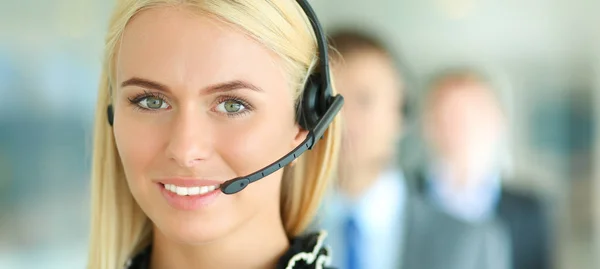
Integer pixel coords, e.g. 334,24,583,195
0,0,599,268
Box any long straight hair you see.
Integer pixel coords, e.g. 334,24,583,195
87,1,341,268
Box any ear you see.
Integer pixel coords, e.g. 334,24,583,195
395,112,405,138
289,125,309,167
422,113,437,148
291,124,309,148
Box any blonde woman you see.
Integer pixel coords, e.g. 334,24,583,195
87,0,343,268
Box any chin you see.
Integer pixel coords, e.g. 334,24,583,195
154,216,236,246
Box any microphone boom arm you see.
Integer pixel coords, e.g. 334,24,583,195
220,95,343,195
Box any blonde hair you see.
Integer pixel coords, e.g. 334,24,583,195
87,1,341,268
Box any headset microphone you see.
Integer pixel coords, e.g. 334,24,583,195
106,0,344,195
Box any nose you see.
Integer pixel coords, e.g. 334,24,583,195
165,108,214,168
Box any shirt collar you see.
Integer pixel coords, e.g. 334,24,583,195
426,163,502,222
323,169,406,234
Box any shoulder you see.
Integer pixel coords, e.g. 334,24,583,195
276,230,336,269
497,186,549,228
499,186,545,212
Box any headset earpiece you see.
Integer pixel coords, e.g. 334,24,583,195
297,74,322,130
107,104,114,126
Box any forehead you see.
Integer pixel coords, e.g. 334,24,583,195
116,6,284,90
431,82,501,116
437,81,491,102
334,50,402,94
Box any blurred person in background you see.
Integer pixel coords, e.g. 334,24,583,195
314,29,408,269
314,29,487,269
414,69,552,269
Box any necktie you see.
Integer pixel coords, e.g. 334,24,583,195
344,212,360,269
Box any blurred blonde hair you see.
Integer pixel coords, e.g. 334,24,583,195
87,1,341,268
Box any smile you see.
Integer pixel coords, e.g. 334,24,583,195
163,184,220,196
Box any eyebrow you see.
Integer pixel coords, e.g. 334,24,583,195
120,77,264,94
121,77,169,92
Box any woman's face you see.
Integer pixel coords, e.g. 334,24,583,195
113,7,306,244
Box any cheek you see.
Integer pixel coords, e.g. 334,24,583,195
216,113,294,175
347,103,398,141
114,113,167,189
213,106,297,201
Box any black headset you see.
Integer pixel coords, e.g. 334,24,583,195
107,0,343,195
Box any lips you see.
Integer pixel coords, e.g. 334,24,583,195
158,178,223,187
157,178,223,210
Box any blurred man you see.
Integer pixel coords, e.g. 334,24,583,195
310,29,407,269
416,69,552,269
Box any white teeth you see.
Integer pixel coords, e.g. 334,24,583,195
176,187,188,196
188,187,200,195
163,184,219,196
165,184,175,192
